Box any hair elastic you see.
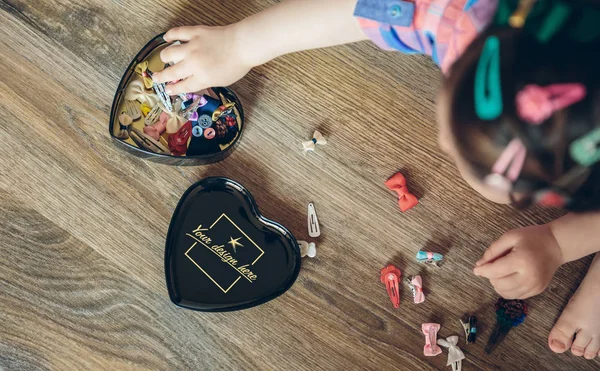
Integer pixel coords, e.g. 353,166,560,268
516,83,587,124
484,139,527,192
475,36,503,121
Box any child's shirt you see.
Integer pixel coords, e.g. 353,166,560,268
354,0,498,73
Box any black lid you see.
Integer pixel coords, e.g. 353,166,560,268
165,177,301,311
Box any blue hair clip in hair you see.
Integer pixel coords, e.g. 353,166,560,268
475,36,503,121
570,128,600,167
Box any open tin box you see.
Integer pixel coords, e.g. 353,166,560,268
109,34,244,166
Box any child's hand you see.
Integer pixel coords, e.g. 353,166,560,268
151,25,253,95
473,225,564,299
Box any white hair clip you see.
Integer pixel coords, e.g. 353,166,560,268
303,130,327,153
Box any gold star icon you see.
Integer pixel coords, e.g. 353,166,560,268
228,237,244,253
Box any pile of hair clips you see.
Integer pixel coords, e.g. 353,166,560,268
115,59,242,157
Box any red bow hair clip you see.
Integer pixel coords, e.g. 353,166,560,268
385,173,418,212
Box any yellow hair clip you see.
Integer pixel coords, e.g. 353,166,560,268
134,61,154,90
509,0,537,28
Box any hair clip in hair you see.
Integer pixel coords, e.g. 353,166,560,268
484,139,526,193
516,84,587,124
534,190,568,208
380,265,401,308
475,36,503,121
570,127,600,167
509,0,537,28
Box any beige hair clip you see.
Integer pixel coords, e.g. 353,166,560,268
125,78,160,107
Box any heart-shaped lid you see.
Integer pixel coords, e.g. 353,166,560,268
165,177,301,311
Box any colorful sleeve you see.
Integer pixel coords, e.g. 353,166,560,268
354,0,419,53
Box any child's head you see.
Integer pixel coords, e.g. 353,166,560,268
437,0,600,211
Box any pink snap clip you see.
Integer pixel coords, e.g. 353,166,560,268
422,323,442,356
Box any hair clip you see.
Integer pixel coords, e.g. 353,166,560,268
167,121,193,156
303,130,327,153
308,203,321,238
516,84,587,124
298,241,317,258
134,61,154,90
570,127,600,167
144,70,173,113
141,103,152,117
475,36,503,121
380,265,401,308
212,103,236,122
114,113,133,139
460,315,477,344
484,138,526,193
423,323,442,356
416,251,443,266
536,1,571,43
486,298,528,354
509,0,537,28
385,172,418,212
144,104,163,126
125,79,160,107
144,112,169,141
437,336,465,371
406,275,425,304
124,100,142,120
129,127,170,155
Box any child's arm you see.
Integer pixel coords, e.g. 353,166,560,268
550,212,600,263
152,0,367,95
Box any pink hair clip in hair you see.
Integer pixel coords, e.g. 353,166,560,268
516,83,587,124
484,139,527,193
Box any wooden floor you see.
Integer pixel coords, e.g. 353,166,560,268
1,0,598,370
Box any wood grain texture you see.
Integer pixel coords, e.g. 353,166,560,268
0,0,598,370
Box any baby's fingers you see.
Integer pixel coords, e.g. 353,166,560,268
474,254,518,279
164,26,197,42
476,232,519,266
152,62,191,85
165,77,203,96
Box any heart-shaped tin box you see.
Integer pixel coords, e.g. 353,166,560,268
109,34,244,166
165,177,302,311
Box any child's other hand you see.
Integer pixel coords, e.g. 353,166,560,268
151,25,252,95
473,225,563,300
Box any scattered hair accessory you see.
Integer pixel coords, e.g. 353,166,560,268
134,61,154,90
302,131,327,153
516,84,587,124
474,36,503,121
308,203,321,238
422,323,442,356
416,251,443,266
114,113,132,139
380,265,402,308
385,172,418,212
125,100,142,120
298,241,317,258
406,275,425,304
125,79,160,107
144,112,169,141
508,0,537,28
484,139,527,193
437,336,465,371
570,127,600,167
486,298,528,354
460,315,477,344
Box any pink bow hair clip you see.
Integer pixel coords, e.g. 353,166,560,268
423,323,442,356
516,83,586,124
484,138,526,193
406,275,425,304
144,112,169,141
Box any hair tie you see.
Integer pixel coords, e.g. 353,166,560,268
475,36,503,120
516,83,587,124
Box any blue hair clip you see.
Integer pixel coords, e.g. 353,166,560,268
475,36,503,120
570,127,600,167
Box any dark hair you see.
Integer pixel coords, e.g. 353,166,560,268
444,0,600,211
